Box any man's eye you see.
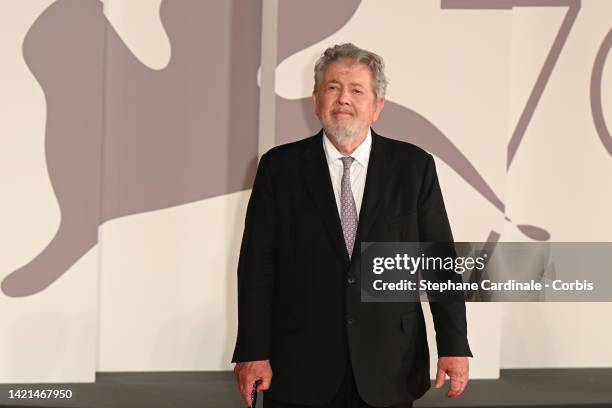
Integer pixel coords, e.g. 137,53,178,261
353,89,362,94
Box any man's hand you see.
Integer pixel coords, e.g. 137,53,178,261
234,360,273,407
434,356,469,398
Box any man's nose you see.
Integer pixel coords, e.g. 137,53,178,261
337,89,351,105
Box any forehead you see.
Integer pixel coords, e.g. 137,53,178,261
322,60,373,84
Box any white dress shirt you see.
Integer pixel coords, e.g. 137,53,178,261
322,129,372,218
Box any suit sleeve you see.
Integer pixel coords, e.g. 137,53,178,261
232,152,276,362
418,154,473,358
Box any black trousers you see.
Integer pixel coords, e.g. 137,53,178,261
263,358,413,408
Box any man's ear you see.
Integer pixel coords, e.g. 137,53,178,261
372,98,385,122
312,91,320,117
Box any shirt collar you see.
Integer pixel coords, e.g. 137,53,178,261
322,128,372,167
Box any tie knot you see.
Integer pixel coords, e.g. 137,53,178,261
341,156,354,170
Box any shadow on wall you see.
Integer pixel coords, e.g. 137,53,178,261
2,0,261,297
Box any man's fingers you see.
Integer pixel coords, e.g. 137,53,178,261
446,373,467,398
437,356,469,398
236,372,256,406
257,376,272,392
239,380,253,407
434,367,446,388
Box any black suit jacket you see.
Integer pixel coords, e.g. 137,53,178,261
232,129,472,406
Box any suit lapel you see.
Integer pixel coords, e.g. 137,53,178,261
351,131,390,260
300,131,351,265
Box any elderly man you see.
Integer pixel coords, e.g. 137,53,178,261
233,43,472,408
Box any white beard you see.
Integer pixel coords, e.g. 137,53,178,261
323,120,365,146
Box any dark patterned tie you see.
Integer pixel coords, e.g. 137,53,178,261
340,157,358,258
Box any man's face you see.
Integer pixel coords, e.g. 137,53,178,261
312,59,385,144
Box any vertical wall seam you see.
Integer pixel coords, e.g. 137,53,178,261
258,0,279,157
95,0,111,376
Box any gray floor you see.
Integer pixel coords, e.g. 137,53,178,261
0,369,611,408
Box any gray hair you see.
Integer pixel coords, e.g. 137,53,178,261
313,43,388,100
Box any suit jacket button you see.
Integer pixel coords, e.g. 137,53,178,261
347,275,356,284
347,317,356,325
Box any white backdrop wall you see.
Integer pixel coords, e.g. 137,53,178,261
1,0,611,383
